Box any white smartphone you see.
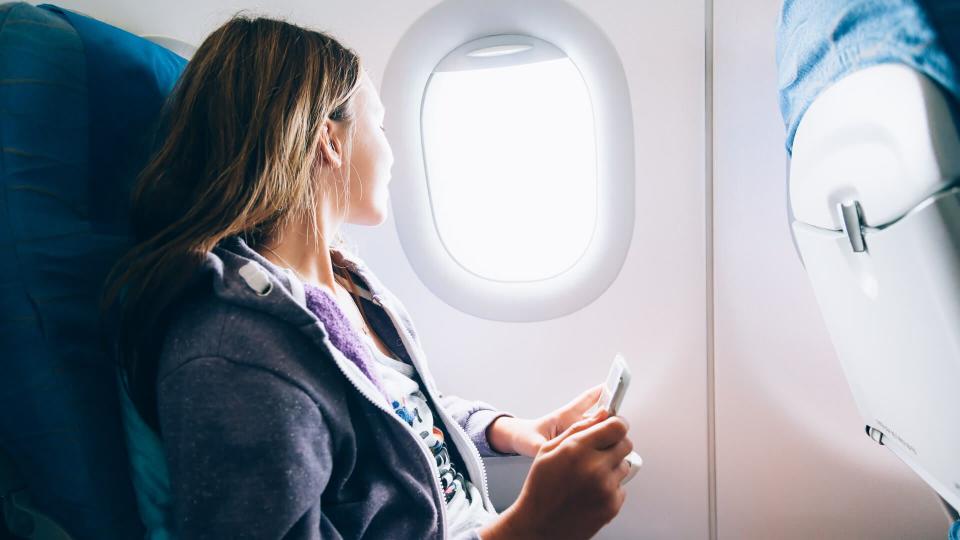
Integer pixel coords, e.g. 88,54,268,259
599,353,631,415
596,353,643,483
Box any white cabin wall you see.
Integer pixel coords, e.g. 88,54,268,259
45,0,445,84
712,0,949,538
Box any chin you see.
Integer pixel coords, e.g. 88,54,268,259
370,210,388,226
353,205,389,226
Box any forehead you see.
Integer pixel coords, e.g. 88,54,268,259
358,71,385,113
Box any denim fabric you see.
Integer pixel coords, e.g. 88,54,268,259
776,0,960,155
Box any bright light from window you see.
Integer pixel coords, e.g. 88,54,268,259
421,56,598,282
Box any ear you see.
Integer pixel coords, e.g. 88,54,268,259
320,120,343,169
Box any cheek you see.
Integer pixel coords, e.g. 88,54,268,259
379,134,394,170
360,130,390,176
348,144,389,205
364,140,392,190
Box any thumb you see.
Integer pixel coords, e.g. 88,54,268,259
559,384,604,422
541,407,608,453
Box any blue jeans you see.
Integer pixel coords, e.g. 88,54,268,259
776,0,960,156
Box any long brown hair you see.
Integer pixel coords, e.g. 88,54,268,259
102,14,364,429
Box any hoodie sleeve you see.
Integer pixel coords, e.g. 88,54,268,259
437,394,518,458
158,355,338,540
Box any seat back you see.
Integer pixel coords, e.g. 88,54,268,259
0,3,186,538
790,63,960,514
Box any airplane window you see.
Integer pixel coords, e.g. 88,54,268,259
421,35,597,282
382,5,634,321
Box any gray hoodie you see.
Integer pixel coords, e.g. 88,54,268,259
156,235,514,539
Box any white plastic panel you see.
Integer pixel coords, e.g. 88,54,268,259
790,64,960,230
793,193,960,513
789,57,960,519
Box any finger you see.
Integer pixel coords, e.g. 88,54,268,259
604,437,634,467
614,458,631,482
573,415,629,450
562,384,604,419
554,386,605,428
520,433,548,457
544,408,608,450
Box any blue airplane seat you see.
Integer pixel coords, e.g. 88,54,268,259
0,2,186,538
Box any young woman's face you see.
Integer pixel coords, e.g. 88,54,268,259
339,73,394,226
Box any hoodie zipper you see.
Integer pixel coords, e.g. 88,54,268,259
367,295,494,513
314,328,451,538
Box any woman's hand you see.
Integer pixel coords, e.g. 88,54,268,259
486,385,603,457
478,408,633,540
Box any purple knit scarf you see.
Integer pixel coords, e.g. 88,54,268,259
301,281,390,400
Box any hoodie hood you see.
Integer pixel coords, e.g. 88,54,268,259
198,234,412,403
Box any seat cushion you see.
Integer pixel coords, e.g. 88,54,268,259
0,2,185,538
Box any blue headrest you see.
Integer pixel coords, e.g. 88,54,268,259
0,2,186,538
37,3,187,230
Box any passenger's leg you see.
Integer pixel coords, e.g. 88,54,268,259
777,0,960,155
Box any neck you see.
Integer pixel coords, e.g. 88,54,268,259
258,213,343,296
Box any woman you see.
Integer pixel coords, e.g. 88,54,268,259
104,14,633,540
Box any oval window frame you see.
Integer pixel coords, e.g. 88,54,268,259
382,0,634,322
